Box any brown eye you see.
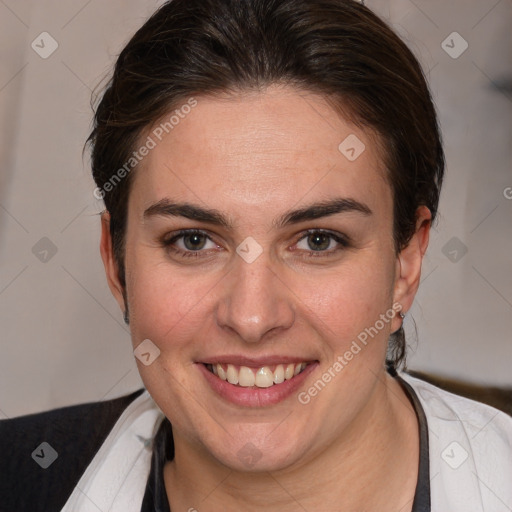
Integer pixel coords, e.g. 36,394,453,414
182,233,208,250
306,233,331,251
162,229,219,258
295,230,349,255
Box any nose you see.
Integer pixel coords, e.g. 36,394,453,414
215,253,295,344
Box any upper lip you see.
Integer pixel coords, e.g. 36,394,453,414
199,355,316,367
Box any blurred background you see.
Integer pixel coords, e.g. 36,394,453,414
1,0,511,418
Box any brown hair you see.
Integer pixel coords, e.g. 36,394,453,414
86,0,444,369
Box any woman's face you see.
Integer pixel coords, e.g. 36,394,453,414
103,84,419,471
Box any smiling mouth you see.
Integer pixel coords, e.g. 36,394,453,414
205,362,309,388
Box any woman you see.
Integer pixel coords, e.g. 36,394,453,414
2,0,511,511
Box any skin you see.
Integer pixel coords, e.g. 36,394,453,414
100,84,431,511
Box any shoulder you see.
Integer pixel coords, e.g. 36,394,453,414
401,372,512,440
0,388,146,512
401,372,512,510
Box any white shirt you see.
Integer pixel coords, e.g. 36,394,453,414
404,373,512,511
61,373,512,511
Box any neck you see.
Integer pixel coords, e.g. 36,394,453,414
164,371,419,512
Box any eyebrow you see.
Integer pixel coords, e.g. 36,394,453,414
143,197,372,228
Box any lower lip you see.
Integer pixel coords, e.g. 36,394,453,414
197,362,318,407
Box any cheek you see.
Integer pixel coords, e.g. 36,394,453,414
128,264,215,347
296,256,396,341
125,260,220,425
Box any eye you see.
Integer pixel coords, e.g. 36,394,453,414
295,230,349,255
162,229,219,257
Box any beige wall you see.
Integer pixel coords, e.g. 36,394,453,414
1,0,511,418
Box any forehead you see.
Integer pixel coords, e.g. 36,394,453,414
129,85,391,220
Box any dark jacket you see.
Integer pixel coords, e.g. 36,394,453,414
0,389,145,512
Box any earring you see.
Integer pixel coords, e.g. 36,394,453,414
399,311,405,319
123,309,130,325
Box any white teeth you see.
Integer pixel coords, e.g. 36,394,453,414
216,364,227,381
273,364,285,384
255,367,274,388
209,362,308,388
226,364,239,385
238,366,255,387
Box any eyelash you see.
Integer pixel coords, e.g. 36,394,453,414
162,229,219,259
161,229,350,259
297,229,350,258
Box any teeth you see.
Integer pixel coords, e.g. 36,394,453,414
216,364,227,381
208,362,308,388
238,366,255,387
255,367,274,388
226,364,239,385
273,364,285,384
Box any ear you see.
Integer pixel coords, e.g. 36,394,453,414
99,211,127,315
391,206,432,332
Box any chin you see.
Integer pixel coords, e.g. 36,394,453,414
216,443,301,473
203,425,309,473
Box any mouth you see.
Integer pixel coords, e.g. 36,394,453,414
205,362,309,388
198,359,317,407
